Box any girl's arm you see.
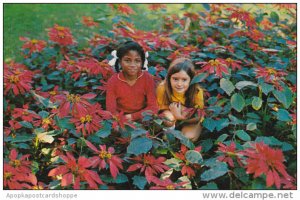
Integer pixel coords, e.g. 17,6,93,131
105,77,117,115
131,74,159,121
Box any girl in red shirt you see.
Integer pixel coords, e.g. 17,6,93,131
106,41,158,121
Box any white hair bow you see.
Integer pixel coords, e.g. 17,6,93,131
108,50,149,71
143,51,149,71
108,50,118,67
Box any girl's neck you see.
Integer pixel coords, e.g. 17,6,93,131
123,72,138,81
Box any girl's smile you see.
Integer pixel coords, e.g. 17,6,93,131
120,50,142,79
170,70,191,94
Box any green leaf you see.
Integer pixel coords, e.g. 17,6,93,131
270,11,279,24
167,130,195,149
215,118,229,131
55,116,75,130
203,118,216,132
95,121,112,138
231,93,245,112
236,130,251,141
273,87,293,109
277,109,292,122
220,78,235,96
235,81,257,90
133,176,147,190
201,159,228,181
5,134,35,143
190,73,207,85
200,139,213,152
233,167,249,184
127,137,153,156
131,129,148,139
246,123,257,131
200,182,218,189
19,121,33,129
185,150,203,164
216,134,228,143
252,97,263,110
164,158,182,171
260,83,274,95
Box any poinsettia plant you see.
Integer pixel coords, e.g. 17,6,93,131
3,4,296,190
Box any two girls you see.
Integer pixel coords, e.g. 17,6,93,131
106,41,204,142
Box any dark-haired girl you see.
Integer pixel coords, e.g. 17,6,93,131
106,41,158,121
156,57,204,142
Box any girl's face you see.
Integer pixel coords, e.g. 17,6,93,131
170,70,191,94
120,50,142,77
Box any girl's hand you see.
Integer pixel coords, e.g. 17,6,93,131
125,114,132,121
169,102,186,120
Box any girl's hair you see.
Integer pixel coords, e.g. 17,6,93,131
163,57,199,107
115,41,146,72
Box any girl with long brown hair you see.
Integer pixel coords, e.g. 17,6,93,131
156,57,204,142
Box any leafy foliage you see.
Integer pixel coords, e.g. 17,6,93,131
3,4,296,190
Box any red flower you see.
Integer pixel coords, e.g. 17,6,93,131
167,45,199,60
48,152,104,189
86,140,123,179
217,142,243,167
227,7,257,28
198,58,229,78
225,58,242,71
127,154,169,183
241,142,293,189
184,12,200,21
70,103,103,137
89,34,116,47
150,176,187,190
174,145,202,178
148,4,166,11
81,16,99,27
8,149,32,173
109,4,135,15
57,57,78,73
255,66,287,84
4,63,34,95
55,92,96,117
12,104,41,126
4,163,37,189
4,149,37,189
111,112,136,130
48,24,75,46
20,37,47,54
153,36,179,50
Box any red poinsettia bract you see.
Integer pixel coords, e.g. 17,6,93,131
70,103,103,137
127,154,169,183
81,16,99,27
48,24,75,46
150,177,187,190
217,142,243,167
241,142,293,189
197,58,229,78
86,140,123,179
4,149,37,189
174,145,202,178
20,37,47,54
4,63,34,95
48,152,104,189
55,92,96,117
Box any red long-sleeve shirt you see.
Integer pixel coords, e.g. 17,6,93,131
106,71,158,121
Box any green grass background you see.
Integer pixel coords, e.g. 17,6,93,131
4,3,290,62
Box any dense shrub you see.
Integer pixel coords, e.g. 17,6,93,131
3,4,296,190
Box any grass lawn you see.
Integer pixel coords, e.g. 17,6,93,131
4,3,291,62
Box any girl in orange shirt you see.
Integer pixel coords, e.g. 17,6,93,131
156,58,204,142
